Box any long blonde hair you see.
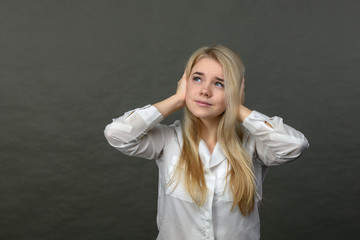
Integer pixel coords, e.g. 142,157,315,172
170,45,256,216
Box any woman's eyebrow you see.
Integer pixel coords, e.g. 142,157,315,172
193,72,224,82
193,72,204,76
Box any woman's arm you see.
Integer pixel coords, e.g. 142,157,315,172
237,78,273,128
104,73,187,159
237,105,252,123
153,72,187,118
238,105,273,128
242,111,309,166
237,78,308,166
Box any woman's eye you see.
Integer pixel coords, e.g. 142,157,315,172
215,82,224,87
193,77,201,82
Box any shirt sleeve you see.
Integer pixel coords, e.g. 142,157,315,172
104,104,172,160
242,110,309,166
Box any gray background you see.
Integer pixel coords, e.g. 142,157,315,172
1,0,359,239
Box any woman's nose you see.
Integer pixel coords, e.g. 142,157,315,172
200,84,212,97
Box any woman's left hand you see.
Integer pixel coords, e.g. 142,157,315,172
237,77,252,122
240,77,245,105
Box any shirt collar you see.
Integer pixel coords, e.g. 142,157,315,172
175,122,227,168
199,140,227,168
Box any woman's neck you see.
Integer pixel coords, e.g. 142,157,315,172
199,118,220,154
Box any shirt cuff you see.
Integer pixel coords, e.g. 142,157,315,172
242,110,272,135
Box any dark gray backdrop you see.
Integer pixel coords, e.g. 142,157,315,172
1,0,359,239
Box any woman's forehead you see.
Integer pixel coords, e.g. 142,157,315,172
191,58,223,78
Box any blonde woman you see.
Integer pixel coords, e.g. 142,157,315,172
104,45,309,240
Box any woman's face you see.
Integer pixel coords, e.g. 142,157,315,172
185,57,226,122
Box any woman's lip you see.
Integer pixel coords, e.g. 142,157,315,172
195,100,212,106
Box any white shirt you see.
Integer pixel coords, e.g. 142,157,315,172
104,105,309,240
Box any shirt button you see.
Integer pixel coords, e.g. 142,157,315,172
254,114,259,118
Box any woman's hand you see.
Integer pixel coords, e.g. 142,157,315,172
175,72,187,108
153,72,188,118
237,77,252,122
240,77,245,105
237,78,273,127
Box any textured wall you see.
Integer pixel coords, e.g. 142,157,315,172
1,0,359,239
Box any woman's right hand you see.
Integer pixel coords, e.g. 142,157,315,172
153,72,188,118
175,72,187,108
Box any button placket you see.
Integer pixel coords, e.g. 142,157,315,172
202,172,215,238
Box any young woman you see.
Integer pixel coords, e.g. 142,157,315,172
104,45,309,240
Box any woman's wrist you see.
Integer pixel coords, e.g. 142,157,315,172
237,105,252,123
169,94,185,112
153,94,185,119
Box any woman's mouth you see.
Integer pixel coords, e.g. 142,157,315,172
195,100,212,107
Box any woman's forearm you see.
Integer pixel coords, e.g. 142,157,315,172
237,105,252,123
153,94,184,118
238,105,273,128
153,72,187,119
